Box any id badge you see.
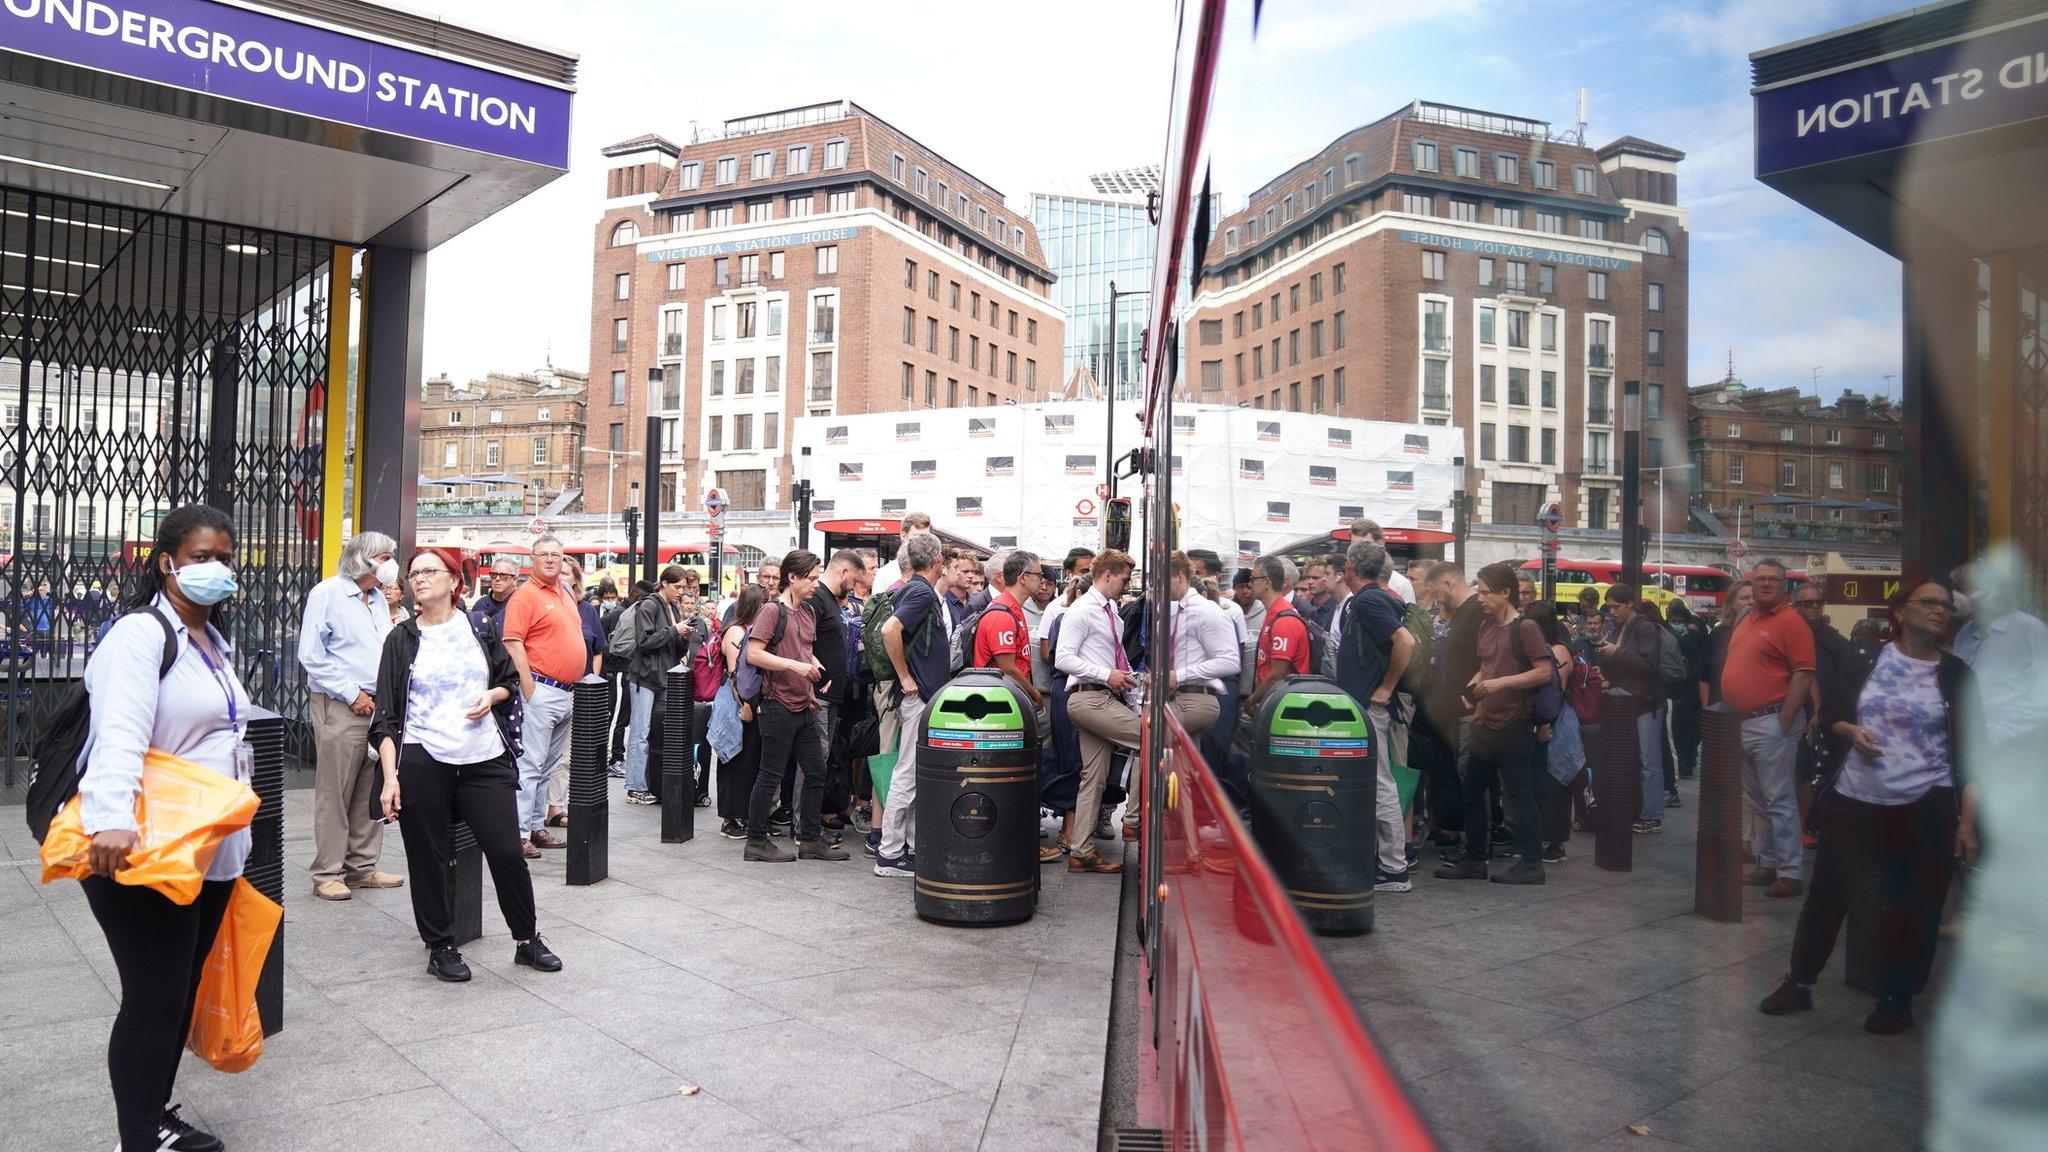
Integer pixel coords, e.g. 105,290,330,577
233,740,256,785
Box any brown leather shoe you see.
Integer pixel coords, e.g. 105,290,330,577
1039,844,1069,864
530,830,566,850
313,880,352,901
1766,877,1804,899
346,871,405,889
521,841,542,860
1068,852,1124,874
1121,823,1139,842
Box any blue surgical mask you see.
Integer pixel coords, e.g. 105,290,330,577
172,559,238,606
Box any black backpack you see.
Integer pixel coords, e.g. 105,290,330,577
25,606,179,842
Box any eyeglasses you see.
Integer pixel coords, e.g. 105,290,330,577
1905,598,1953,611
1795,599,1825,608
409,568,450,581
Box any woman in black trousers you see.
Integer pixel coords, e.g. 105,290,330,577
372,546,562,983
714,584,767,838
1760,577,1977,1034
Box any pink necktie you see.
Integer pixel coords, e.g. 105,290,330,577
1104,603,1129,671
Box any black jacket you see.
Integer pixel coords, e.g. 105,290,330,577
1810,619,1865,702
368,613,523,758
1599,613,1664,702
1816,642,1975,788
810,583,853,706
623,595,697,691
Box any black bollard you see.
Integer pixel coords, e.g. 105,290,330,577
244,707,285,1036
1594,689,1638,872
661,669,696,842
1694,708,1745,922
447,820,483,944
567,678,611,885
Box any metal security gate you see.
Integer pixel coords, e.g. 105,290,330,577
0,187,331,797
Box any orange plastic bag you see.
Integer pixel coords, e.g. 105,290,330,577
186,877,281,1073
40,749,261,905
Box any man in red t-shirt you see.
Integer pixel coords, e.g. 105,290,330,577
973,550,1043,712
1722,558,1816,896
1247,555,1309,713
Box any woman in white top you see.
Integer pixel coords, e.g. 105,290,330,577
1761,576,1978,1035
370,546,561,983
74,504,249,1152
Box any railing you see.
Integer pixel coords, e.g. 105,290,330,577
807,383,834,403
810,328,836,345
1422,332,1449,353
1585,457,1611,475
1588,405,1611,424
662,334,682,356
1422,389,1449,411
1146,712,1436,1150
1589,345,1611,368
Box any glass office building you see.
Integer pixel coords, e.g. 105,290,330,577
1029,167,1161,399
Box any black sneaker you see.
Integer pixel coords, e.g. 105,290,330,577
1404,842,1420,867
157,1104,222,1152
514,935,562,972
1759,977,1814,1016
1542,843,1567,864
769,807,794,829
625,789,658,805
1665,791,1683,808
1373,869,1413,893
1434,859,1488,880
862,828,881,857
1491,826,1515,847
822,813,847,832
1431,829,1462,848
719,818,747,840
694,791,710,808
1490,863,1546,885
427,946,471,983
1864,996,1914,1035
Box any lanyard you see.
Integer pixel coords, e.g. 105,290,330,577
192,633,241,735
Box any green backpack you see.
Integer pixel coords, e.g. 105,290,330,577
1399,599,1435,697
859,588,899,683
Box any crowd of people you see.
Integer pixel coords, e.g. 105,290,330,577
44,497,2046,1150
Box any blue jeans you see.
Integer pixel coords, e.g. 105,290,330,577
516,682,575,833
625,683,657,792
1636,707,1666,822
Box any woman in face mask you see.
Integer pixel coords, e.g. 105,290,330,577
73,504,249,1152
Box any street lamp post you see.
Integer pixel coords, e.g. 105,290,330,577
1639,464,1696,587
1621,380,1644,589
794,446,814,552
1105,281,1150,503
581,444,640,577
643,368,665,589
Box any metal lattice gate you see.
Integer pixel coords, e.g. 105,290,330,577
0,186,331,796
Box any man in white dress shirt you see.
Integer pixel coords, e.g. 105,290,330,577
1053,548,1139,874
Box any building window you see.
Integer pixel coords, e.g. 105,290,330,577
611,371,626,404
735,358,755,395
612,318,629,354
1643,227,1671,255
1648,283,1663,312
1504,261,1528,291
1780,426,1797,442
1479,306,1496,345
1479,257,1493,286
1647,436,1663,468
1872,463,1890,492
678,163,701,190
1495,205,1522,229
485,441,500,467
1536,210,1563,234
1580,218,1608,241
1646,382,1664,421
1508,368,1530,407
708,415,723,452
716,156,737,184
1826,427,1842,445
447,409,463,426
1496,154,1520,183
1589,319,1612,367
1541,312,1558,351
1573,165,1598,195
665,262,685,292
1027,318,1037,345
1413,140,1438,171
1333,262,1346,293
924,371,937,406
1310,320,1325,357
1333,366,1347,407
1480,364,1497,403
610,220,637,246
708,205,733,228
1289,330,1301,366
902,307,915,344
1455,148,1478,177
750,150,773,180
1333,310,1347,349
1480,423,1496,460
747,200,772,223
1534,159,1556,189
1402,191,1433,215
1588,271,1608,301
1781,459,1798,488
614,272,631,301
442,442,458,467
1507,310,1529,349
1447,198,1478,223
709,361,725,396
1647,328,1664,364
1541,369,1557,408
1827,461,1845,489
609,423,625,452
823,138,848,169
1541,427,1557,465
927,317,939,353
1727,423,1742,438
1730,456,1745,484
1422,250,1445,280
532,439,549,466
1200,361,1223,392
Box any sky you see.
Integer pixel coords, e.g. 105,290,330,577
418,0,1914,404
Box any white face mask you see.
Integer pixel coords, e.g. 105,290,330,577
374,557,400,586
1950,591,1975,619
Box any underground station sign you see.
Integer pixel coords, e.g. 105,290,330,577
2,0,573,168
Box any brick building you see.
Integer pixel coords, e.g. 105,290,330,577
1689,371,1903,538
1185,100,1689,530
420,367,588,515
588,100,1064,516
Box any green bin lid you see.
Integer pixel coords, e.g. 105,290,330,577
927,681,1026,732
1267,689,1367,738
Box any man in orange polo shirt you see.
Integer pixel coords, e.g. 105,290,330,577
1722,557,1816,898
501,535,588,855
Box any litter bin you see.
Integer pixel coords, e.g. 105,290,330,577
915,669,1041,926
1247,675,1376,935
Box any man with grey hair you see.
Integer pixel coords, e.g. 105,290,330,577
469,554,522,640
875,530,958,874
1334,538,1416,891
502,534,584,853
1245,554,1307,713
299,530,403,900
1350,518,1416,604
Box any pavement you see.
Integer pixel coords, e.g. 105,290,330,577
1321,774,1945,1152
0,779,1123,1151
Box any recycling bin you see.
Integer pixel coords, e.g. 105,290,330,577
1248,675,1377,935
914,669,1042,926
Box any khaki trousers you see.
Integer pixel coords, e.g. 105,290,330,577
309,692,383,884
1067,688,1141,857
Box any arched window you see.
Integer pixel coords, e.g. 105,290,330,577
1642,227,1670,256
611,220,639,247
